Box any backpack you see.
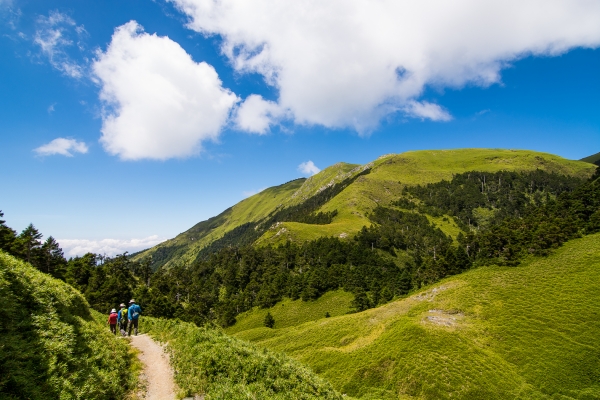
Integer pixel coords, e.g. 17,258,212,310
120,308,128,321
131,305,140,320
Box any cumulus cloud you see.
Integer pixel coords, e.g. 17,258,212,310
298,160,320,176
34,138,88,157
33,11,85,78
235,94,285,134
170,0,600,131
58,235,164,258
92,21,239,160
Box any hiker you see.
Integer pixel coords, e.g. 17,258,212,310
127,299,142,336
108,308,118,335
117,303,128,336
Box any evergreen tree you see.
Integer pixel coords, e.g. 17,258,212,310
40,236,66,279
17,224,43,267
264,312,275,328
0,210,17,255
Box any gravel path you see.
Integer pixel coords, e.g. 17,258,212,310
130,334,178,400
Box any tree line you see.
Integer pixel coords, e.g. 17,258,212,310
1,166,598,328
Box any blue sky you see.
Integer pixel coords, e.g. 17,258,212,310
1,0,599,256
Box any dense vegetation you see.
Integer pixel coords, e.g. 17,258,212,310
143,317,343,399
0,251,135,399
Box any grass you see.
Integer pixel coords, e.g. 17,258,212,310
226,290,354,334
231,233,600,399
0,251,136,400
142,317,343,399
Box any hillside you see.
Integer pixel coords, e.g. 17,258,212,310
581,151,600,166
0,251,135,399
231,232,600,399
136,149,595,269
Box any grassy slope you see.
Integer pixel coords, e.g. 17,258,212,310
232,233,600,399
258,149,595,246
0,251,135,400
226,290,354,334
142,317,343,399
135,178,306,268
581,151,600,165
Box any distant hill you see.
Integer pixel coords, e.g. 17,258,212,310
230,232,600,399
135,149,595,269
581,151,600,166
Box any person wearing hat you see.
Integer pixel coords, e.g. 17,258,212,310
107,308,118,335
127,299,142,336
117,303,128,336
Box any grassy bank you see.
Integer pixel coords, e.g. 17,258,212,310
0,251,136,399
232,233,600,399
142,317,343,399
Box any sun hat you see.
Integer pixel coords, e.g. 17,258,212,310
129,299,135,303
111,308,116,313
120,303,126,307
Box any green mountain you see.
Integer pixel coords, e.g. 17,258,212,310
230,232,600,399
136,149,595,269
581,151,600,166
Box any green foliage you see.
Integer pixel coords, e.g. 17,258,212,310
400,169,583,229
233,233,600,399
150,237,406,327
462,167,600,265
264,311,275,328
0,251,135,399
142,317,343,399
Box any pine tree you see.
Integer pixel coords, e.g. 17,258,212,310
41,236,66,278
18,224,43,267
0,210,17,255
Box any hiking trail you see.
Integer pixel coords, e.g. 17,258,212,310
130,334,178,400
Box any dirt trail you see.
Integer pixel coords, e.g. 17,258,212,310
130,334,178,400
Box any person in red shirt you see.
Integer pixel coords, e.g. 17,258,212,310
107,308,118,334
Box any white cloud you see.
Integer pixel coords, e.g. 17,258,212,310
92,21,239,161
170,0,600,132
298,160,320,176
242,187,267,197
235,94,284,134
403,101,452,122
58,235,164,258
34,11,85,78
47,103,56,113
34,138,88,157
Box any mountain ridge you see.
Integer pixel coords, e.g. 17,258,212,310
135,148,595,269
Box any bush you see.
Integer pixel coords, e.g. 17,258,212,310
0,251,135,399
143,317,343,399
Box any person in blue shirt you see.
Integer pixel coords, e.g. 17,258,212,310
127,299,142,336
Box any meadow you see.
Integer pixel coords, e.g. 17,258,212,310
232,233,600,399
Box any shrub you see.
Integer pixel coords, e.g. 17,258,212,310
0,251,135,400
143,317,342,399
